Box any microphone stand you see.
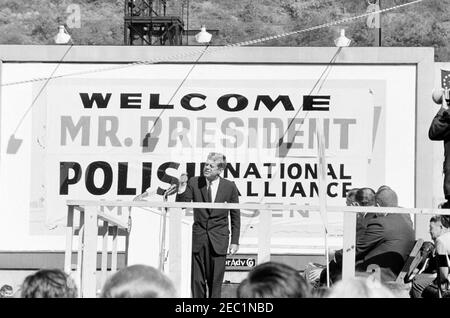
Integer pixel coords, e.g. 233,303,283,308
159,192,169,272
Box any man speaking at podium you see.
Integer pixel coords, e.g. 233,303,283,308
176,152,241,298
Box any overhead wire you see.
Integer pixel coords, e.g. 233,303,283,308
1,0,425,234
0,0,424,87
240,47,343,237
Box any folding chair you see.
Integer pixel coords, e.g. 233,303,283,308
395,239,424,284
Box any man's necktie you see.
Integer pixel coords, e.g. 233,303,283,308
207,183,212,203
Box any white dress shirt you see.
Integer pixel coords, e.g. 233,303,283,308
206,177,220,203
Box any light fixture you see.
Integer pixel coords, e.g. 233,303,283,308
6,135,23,154
334,29,351,47
195,25,212,44
54,25,71,44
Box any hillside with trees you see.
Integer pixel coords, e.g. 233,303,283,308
0,0,449,61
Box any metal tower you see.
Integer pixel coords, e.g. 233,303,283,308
124,0,184,45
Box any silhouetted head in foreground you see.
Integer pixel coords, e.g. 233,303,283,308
327,277,395,298
100,265,177,298
0,284,14,298
237,262,311,298
21,269,78,298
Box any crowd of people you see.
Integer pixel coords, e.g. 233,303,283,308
0,263,414,298
0,184,448,298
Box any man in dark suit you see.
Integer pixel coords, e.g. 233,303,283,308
429,88,450,206
176,152,240,298
354,187,376,236
316,187,375,285
355,187,415,281
319,187,414,285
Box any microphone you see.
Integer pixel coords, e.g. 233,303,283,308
163,184,178,197
163,173,189,198
133,188,158,201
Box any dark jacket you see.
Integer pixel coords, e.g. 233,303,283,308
176,176,240,255
323,213,415,285
429,107,450,198
355,213,415,281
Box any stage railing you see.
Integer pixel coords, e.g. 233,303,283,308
66,200,448,297
64,203,130,297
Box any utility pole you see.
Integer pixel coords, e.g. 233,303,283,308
367,0,381,47
375,0,381,46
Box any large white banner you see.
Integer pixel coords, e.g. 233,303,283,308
42,76,376,252
1,63,416,253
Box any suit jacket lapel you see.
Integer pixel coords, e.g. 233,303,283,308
198,176,212,215
214,178,224,204
199,176,208,203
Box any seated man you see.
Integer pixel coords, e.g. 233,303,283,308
321,188,377,284
319,187,415,285
355,187,376,236
345,187,370,236
411,215,450,298
306,188,361,286
354,187,415,282
376,185,413,228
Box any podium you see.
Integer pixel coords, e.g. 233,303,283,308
127,205,193,297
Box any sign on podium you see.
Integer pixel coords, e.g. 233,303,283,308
127,203,193,297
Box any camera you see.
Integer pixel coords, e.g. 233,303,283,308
432,88,450,107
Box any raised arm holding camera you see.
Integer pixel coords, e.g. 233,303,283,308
429,87,450,208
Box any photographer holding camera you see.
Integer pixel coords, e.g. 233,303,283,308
429,87,450,208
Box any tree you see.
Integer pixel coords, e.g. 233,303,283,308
0,0,449,60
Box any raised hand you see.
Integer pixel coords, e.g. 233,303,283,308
228,244,239,255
